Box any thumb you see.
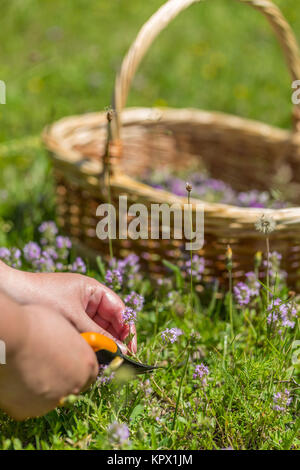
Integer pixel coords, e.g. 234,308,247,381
75,312,128,355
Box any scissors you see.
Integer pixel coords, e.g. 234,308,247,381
81,331,159,374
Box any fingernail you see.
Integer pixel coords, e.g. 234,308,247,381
132,335,137,353
116,340,127,355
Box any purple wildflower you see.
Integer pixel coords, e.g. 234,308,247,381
157,278,173,290
123,253,139,266
143,379,153,396
185,255,205,282
9,248,21,268
197,178,235,204
146,171,284,208
108,421,130,445
161,327,183,344
263,251,287,286
38,221,58,245
23,242,41,262
106,255,140,289
0,247,21,268
263,251,282,278
165,291,186,316
193,363,209,387
56,236,72,259
56,235,72,250
71,257,86,274
170,178,187,197
267,299,298,334
105,268,123,290
122,307,136,325
245,271,260,296
237,190,269,208
119,254,140,280
98,365,115,385
43,247,58,260
0,247,11,263
124,292,144,312
167,291,180,305
39,221,58,234
34,251,55,272
234,282,251,306
273,389,292,412
55,262,65,271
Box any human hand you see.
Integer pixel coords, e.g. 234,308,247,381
0,263,137,354
0,303,99,420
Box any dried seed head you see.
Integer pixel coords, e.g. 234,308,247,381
105,106,114,122
186,182,192,193
255,214,276,235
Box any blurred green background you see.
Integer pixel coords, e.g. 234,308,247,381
0,0,300,243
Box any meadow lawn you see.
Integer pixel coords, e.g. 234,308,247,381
0,0,299,450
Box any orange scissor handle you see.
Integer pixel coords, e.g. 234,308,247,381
81,332,118,354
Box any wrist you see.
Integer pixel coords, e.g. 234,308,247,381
0,292,28,358
0,259,11,281
0,261,33,305
0,260,16,298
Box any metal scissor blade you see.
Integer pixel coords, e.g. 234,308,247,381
120,354,161,374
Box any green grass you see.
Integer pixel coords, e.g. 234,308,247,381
0,246,299,450
0,0,300,143
0,0,299,450
1,0,300,243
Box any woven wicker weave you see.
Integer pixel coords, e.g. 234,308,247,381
43,0,300,287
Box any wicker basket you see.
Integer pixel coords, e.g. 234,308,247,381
43,0,300,287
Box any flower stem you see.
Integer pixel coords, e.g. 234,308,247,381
187,190,193,319
171,347,189,431
229,269,234,340
266,236,270,306
226,246,233,340
105,112,114,260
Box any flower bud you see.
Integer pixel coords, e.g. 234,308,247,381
186,182,192,193
254,251,262,270
226,245,232,271
105,106,114,122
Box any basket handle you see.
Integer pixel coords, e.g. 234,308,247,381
109,0,300,145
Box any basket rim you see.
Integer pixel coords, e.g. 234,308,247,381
44,106,295,143
43,106,300,223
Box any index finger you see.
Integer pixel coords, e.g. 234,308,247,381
85,283,137,353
